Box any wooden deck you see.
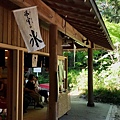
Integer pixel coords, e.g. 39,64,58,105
23,106,48,120
23,91,71,120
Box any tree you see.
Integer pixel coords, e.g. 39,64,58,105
95,0,120,23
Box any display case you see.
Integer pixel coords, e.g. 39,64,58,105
57,57,71,118
57,91,71,118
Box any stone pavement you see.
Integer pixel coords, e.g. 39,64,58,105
59,91,120,120
115,106,120,120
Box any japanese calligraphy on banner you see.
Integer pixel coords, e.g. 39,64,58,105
13,6,45,53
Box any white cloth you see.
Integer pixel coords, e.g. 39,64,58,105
32,54,38,67
13,6,45,53
34,81,41,93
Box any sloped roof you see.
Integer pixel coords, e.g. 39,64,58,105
42,0,114,50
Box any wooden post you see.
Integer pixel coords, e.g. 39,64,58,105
12,50,19,120
87,48,94,107
49,24,58,120
7,50,13,120
18,50,24,120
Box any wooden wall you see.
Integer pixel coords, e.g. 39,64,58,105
0,5,63,55
0,5,50,54
58,33,63,55
0,6,25,47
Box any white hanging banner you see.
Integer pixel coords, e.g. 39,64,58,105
13,6,45,53
74,43,76,67
32,54,38,67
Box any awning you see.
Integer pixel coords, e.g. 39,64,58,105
42,0,114,50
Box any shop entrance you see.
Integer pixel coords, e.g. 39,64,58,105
0,48,10,119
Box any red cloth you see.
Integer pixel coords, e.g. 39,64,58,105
39,83,49,90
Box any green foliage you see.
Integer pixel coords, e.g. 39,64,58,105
64,51,74,67
96,0,120,23
76,51,88,68
38,72,49,84
68,67,120,105
75,69,88,91
93,50,112,72
67,40,120,105
68,69,79,90
104,20,120,43
94,88,120,104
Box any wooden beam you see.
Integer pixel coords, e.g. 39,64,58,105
9,0,90,48
18,50,24,120
11,0,23,2
0,6,3,43
0,43,49,56
9,0,24,8
12,50,19,120
7,50,13,120
0,0,19,10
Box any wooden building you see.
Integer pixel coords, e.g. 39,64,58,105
0,0,114,120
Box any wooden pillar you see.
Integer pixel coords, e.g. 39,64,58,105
18,50,24,120
87,48,94,107
49,24,58,120
12,50,19,120
7,50,13,120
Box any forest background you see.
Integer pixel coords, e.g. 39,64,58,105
65,0,120,105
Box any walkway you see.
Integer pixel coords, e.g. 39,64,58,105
59,90,120,120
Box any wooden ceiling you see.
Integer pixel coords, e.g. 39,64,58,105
42,0,114,50
2,0,114,51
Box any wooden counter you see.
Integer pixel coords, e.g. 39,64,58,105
57,91,71,118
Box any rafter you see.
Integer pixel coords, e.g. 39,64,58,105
77,27,106,37
42,0,91,11
55,10,96,22
9,0,114,50
66,18,101,28
66,16,98,25
45,2,94,17
70,22,102,31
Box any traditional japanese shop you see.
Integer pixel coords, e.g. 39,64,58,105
0,0,114,120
